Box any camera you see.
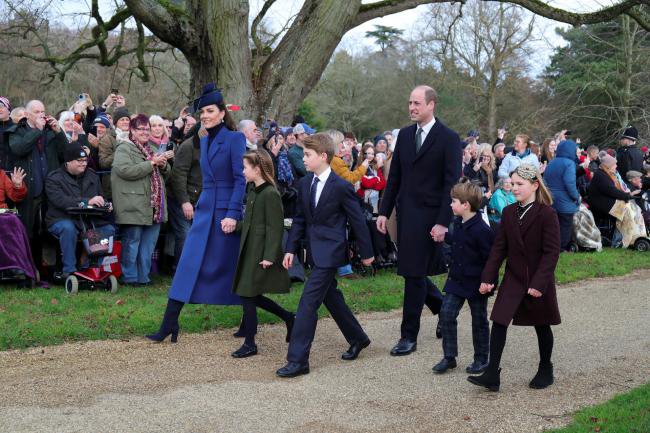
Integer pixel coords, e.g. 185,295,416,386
110,88,119,95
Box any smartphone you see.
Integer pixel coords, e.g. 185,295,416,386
74,113,83,124
166,142,174,152
110,88,119,95
565,130,572,137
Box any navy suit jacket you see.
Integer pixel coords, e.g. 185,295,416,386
286,171,373,268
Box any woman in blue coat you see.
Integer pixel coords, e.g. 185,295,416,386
544,139,580,250
147,83,246,342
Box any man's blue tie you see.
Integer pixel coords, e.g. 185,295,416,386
310,176,320,210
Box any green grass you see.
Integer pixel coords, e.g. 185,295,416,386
0,249,648,351
546,382,650,433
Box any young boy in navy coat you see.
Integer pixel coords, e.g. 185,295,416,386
277,133,375,378
432,178,495,374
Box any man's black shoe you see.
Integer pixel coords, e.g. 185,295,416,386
390,339,417,356
432,357,457,374
276,362,310,378
341,339,370,360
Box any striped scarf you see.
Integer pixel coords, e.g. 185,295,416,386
133,140,164,223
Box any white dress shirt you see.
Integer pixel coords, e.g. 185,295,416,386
417,117,436,145
311,167,331,207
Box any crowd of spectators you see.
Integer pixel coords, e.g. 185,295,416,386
0,91,649,288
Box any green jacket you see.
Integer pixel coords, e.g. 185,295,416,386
169,136,202,206
232,182,290,297
111,139,171,225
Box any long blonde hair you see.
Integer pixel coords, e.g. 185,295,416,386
477,143,496,171
511,163,553,206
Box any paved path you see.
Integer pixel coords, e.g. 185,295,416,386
1,271,649,433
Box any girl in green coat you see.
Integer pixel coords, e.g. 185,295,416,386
231,150,294,358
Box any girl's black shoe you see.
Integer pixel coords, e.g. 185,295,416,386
467,368,501,392
231,343,258,358
529,363,554,389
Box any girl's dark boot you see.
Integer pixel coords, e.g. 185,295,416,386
529,363,554,389
146,299,184,343
467,367,501,392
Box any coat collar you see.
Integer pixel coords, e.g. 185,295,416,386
512,202,542,249
414,118,441,162
459,212,484,230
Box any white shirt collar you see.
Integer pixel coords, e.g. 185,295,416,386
418,116,436,136
314,167,331,184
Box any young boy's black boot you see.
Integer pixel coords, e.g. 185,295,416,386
529,362,554,389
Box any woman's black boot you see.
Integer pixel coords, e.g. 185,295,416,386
529,363,554,389
146,299,184,343
285,314,296,343
467,368,501,392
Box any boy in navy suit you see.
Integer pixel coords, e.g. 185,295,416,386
277,133,374,378
432,179,495,375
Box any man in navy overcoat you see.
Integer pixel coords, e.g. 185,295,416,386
377,85,462,356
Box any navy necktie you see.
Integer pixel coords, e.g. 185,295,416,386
310,176,320,210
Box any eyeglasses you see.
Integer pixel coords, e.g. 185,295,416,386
364,152,375,156
135,127,151,132
75,158,88,164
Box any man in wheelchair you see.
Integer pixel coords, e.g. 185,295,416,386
45,143,114,280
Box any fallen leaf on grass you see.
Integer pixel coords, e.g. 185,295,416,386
594,427,601,432
590,417,598,422
115,299,125,305
463,416,471,421
50,298,58,305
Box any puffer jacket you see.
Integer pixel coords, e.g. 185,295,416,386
544,140,580,214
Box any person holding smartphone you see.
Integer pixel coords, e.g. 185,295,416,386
7,100,68,284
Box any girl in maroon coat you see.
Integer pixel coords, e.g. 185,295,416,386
468,163,561,392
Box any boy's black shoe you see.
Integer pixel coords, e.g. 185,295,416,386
466,360,488,374
276,362,310,378
432,357,457,374
341,338,370,360
231,343,258,358
390,339,417,356
529,363,554,389
467,368,501,392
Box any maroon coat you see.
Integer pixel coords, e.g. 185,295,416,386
481,203,561,326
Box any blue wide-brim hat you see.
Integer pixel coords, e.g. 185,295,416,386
191,82,224,113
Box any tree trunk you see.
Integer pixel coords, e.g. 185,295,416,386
487,73,498,143
620,14,634,129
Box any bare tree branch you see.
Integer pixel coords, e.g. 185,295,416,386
251,0,278,55
490,0,649,27
351,0,455,29
122,0,197,52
